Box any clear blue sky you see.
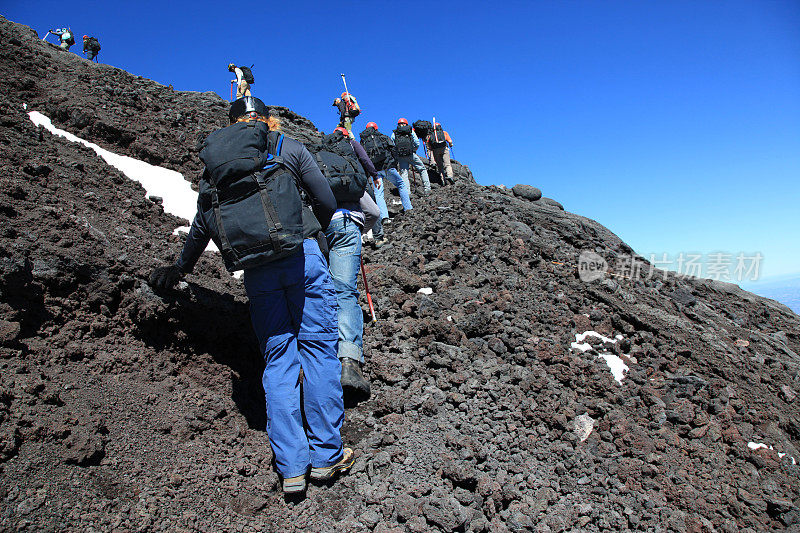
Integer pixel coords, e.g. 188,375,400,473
6,0,799,280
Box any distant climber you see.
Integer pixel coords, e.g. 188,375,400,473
228,63,253,98
148,96,354,494
82,35,101,61
47,28,75,50
427,122,455,185
392,118,431,195
315,126,378,400
360,122,413,238
332,92,360,134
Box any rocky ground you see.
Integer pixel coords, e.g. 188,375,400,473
1,15,799,532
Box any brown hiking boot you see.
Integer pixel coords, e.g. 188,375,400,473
310,448,355,481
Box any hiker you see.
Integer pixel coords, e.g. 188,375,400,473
82,35,101,61
360,121,413,230
392,118,431,195
315,126,378,398
332,92,360,134
148,97,354,494
228,63,253,98
48,28,75,50
427,122,455,185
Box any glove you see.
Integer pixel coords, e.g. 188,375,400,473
149,264,183,290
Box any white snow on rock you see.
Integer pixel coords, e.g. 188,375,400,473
26,111,244,275
748,441,797,465
418,287,433,295
571,331,629,384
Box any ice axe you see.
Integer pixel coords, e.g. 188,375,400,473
360,256,377,323
340,73,349,97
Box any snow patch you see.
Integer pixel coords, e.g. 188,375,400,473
571,330,629,384
418,287,433,295
27,111,248,279
748,441,797,465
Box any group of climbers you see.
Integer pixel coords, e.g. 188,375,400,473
44,27,101,61
146,69,458,495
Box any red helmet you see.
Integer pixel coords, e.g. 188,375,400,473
83,35,88,39
366,122,378,130
334,126,350,136
397,118,408,125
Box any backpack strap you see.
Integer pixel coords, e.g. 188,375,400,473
254,132,287,255
209,185,244,271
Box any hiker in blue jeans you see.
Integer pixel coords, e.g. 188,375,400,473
374,167,413,219
392,118,431,195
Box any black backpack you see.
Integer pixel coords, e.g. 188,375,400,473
429,123,447,148
359,128,391,169
413,120,432,142
86,37,100,52
197,122,304,272
64,31,75,46
308,130,368,202
393,123,414,157
239,66,255,84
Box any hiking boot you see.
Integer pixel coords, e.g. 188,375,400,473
282,474,306,494
373,237,388,249
340,358,371,397
310,448,355,481
382,217,392,225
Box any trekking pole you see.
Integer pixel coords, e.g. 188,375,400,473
42,31,50,41
360,257,377,323
340,73,349,96
230,81,234,101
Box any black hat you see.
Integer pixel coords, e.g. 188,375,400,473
229,96,268,122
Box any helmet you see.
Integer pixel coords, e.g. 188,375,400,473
83,35,88,39
228,63,235,71
229,96,268,122
334,126,350,137
366,122,378,130
397,118,408,125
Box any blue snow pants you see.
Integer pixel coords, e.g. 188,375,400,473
243,239,345,478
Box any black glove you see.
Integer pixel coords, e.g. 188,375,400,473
149,264,183,290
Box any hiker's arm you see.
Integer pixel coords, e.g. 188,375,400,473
174,174,212,274
411,132,420,150
350,140,377,178
286,140,336,229
175,211,211,274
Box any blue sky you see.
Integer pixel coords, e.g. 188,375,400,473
6,0,799,280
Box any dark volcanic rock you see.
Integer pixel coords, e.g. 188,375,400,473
1,14,799,533
511,184,542,201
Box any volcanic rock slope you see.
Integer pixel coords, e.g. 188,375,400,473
1,16,799,533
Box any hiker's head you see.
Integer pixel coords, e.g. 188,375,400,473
334,126,350,138
332,98,341,106
227,63,236,72
397,118,408,126
83,35,88,40
229,97,279,130
366,122,378,130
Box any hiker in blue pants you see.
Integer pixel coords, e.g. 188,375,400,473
149,97,354,494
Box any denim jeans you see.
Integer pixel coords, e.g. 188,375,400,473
325,217,364,363
398,155,431,193
243,239,344,478
376,168,413,214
